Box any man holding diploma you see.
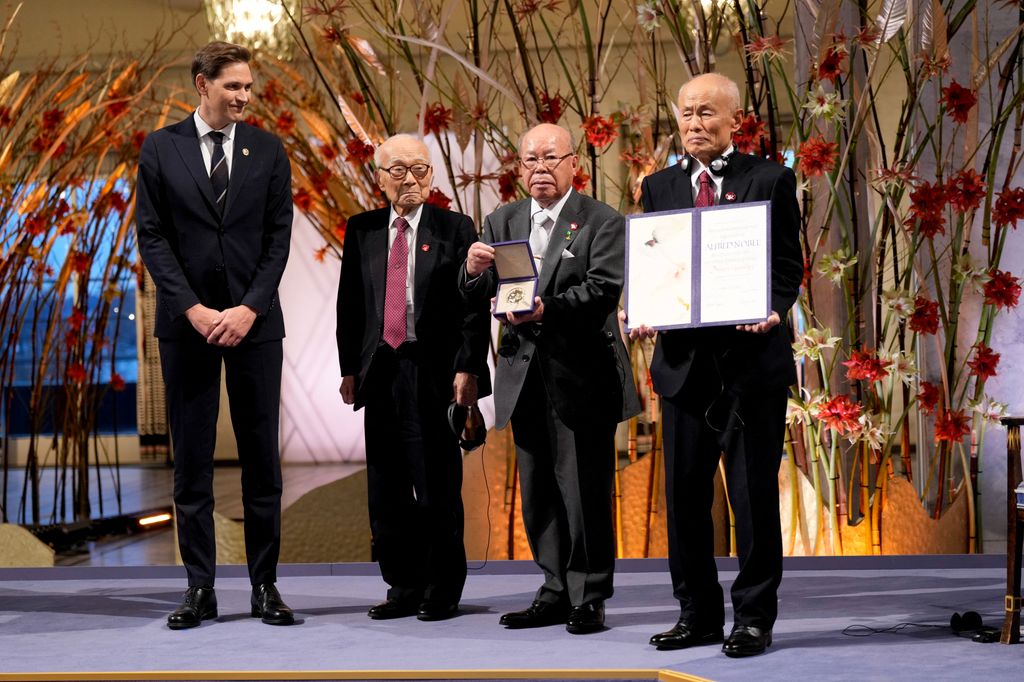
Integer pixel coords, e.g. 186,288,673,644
626,73,802,657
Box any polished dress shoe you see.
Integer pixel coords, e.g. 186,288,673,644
417,600,459,621
722,624,772,657
649,620,724,650
368,598,419,620
250,583,295,625
167,586,217,630
565,602,605,634
498,600,570,628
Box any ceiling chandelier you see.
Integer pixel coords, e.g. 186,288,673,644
204,0,299,59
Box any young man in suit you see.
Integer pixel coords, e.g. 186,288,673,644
626,73,802,657
337,134,491,621
136,41,294,629
461,123,640,634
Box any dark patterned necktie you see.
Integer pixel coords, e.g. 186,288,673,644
382,216,410,349
695,170,716,207
208,131,229,215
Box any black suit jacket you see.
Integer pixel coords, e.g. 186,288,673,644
337,204,492,410
641,154,802,398
136,115,292,341
461,190,641,430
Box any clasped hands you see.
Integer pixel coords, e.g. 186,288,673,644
620,310,781,340
185,303,257,347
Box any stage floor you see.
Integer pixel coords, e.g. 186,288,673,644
0,557,1019,681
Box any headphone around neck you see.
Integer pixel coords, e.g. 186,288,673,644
679,150,732,176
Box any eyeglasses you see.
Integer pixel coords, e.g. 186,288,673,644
380,164,431,180
519,152,573,171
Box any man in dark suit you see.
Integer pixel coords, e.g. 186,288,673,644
626,73,802,657
136,41,294,629
337,134,491,622
461,123,640,634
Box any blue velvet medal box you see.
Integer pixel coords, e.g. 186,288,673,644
491,239,538,319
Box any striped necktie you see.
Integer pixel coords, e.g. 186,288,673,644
208,131,229,215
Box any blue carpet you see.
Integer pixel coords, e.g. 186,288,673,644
0,558,1019,681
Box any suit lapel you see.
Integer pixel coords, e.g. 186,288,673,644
413,205,437,328
367,209,389,324
510,201,531,242
223,123,255,220
720,154,755,205
670,164,694,210
170,117,219,216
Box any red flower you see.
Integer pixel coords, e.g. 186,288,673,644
319,142,340,162
345,138,375,165
967,343,999,380
310,169,332,193
537,91,564,124
497,169,518,203
261,79,283,108
313,244,329,263
817,395,862,434
41,108,64,131
426,188,452,210
67,309,87,332
333,217,347,242
941,81,977,124
992,187,1024,228
734,114,769,154
946,169,985,213
66,363,87,384
581,115,618,149
842,348,891,383
817,47,846,83
293,188,313,212
275,111,296,137
572,166,590,192
797,136,838,177
349,91,365,106
0,106,11,127
909,296,940,335
110,373,126,392
917,381,941,415
69,252,90,275
983,270,1021,309
905,180,948,238
322,26,343,43
934,408,971,443
130,130,147,151
420,102,453,136
24,213,47,236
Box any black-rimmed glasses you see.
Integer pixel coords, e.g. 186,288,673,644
381,163,431,180
519,152,573,171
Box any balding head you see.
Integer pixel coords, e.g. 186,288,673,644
518,123,578,208
374,133,428,167
676,73,743,165
375,134,433,216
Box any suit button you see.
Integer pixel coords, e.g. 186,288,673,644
214,264,224,272
521,355,530,362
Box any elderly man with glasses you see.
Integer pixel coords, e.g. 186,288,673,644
460,123,640,634
337,133,491,622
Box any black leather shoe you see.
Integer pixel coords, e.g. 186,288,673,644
250,583,295,625
499,600,570,628
167,586,217,630
649,620,724,650
722,624,772,657
565,602,605,634
417,600,459,621
368,599,419,620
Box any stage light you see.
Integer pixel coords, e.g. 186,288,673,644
204,0,299,59
137,512,172,527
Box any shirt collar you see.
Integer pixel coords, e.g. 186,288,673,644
194,110,236,142
690,145,734,188
530,187,574,227
389,204,423,232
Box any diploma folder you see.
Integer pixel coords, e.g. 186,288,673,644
491,239,539,318
624,201,772,331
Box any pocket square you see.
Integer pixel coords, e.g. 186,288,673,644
561,249,575,259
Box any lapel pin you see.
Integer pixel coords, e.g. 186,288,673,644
569,222,578,230
242,148,250,156
724,191,736,202
421,244,430,252
565,234,571,240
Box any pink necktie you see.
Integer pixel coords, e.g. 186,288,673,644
382,216,410,349
695,171,716,207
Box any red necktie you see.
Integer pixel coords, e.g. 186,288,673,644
695,170,716,207
382,216,410,349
